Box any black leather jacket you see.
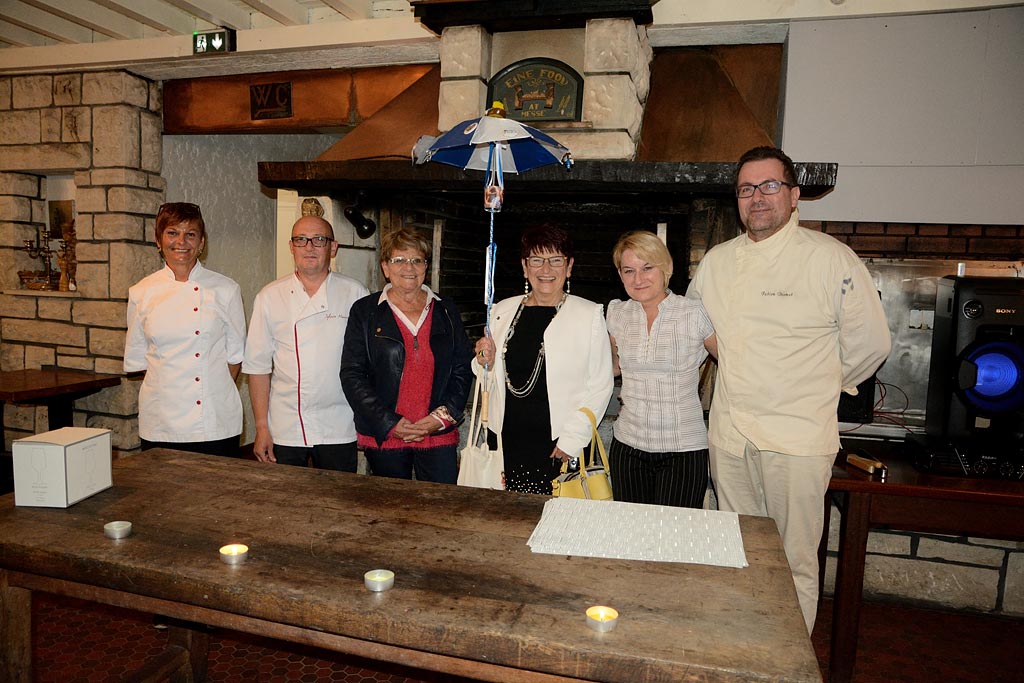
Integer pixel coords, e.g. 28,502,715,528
340,292,474,446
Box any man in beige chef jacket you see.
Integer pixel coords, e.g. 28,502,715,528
687,146,891,633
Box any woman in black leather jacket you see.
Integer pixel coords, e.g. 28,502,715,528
340,228,474,483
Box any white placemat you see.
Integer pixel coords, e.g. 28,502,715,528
527,497,748,568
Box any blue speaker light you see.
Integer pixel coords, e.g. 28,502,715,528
962,340,1024,413
973,351,1018,398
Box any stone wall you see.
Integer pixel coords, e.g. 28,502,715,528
822,513,1024,616
0,71,163,451
438,17,651,160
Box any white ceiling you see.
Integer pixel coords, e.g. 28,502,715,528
0,1,379,44
0,0,436,79
0,0,1020,82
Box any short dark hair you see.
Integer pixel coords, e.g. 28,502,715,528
734,146,798,187
156,202,205,242
380,227,430,262
520,223,574,260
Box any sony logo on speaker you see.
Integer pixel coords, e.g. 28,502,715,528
994,307,1017,314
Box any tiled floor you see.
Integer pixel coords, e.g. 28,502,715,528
29,592,1024,682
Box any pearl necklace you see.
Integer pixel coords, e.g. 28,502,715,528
503,291,567,398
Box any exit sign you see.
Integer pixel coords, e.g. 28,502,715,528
193,29,235,55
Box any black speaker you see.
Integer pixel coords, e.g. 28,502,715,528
924,276,1024,441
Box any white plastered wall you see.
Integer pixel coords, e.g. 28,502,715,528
782,6,1024,223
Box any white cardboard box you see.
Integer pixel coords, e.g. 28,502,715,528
13,427,112,508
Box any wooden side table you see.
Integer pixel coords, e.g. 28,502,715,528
825,438,1024,683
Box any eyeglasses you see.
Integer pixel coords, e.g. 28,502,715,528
736,180,795,198
526,256,567,269
290,235,333,248
387,256,428,268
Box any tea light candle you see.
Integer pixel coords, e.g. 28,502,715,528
586,605,619,632
103,521,132,539
364,569,395,592
219,543,249,565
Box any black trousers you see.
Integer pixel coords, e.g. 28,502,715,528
608,437,709,508
273,442,358,472
141,435,240,458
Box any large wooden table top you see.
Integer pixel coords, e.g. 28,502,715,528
0,368,121,402
0,450,821,683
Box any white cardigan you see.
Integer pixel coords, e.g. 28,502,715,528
473,294,614,457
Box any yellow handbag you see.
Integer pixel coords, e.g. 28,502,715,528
551,407,612,500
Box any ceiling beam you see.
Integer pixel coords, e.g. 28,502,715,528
0,18,51,46
0,1,96,43
0,17,437,77
90,0,210,35
652,0,1024,24
321,0,373,21
238,0,307,27
18,0,143,41
161,0,254,31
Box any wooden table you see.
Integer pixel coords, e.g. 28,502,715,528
0,368,122,439
0,450,822,683
825,438,1024,683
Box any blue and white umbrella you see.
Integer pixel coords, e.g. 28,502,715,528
421,115,572,175
417,110,573,347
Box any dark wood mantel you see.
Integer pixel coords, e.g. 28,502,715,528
258,158,838,200
412,0,658,35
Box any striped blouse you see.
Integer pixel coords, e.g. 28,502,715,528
606,292,714,453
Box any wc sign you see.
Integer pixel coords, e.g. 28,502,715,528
193,29,235,55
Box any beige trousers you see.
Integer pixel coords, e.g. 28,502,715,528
710,441,834,634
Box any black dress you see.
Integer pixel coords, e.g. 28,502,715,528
498,305,562,494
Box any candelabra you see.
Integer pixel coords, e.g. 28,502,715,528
20,229,59,291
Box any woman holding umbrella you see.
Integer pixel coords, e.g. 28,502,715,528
473,224,614,494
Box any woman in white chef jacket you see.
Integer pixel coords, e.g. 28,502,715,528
124,202,246,457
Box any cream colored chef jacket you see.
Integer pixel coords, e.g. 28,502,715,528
687,211,891,456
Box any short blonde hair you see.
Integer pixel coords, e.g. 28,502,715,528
612,230,673,288
380,227,430,262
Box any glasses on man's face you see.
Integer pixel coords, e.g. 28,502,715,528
387,256,428,268
526,255,567,269
735,180,795,199
290,235,333,248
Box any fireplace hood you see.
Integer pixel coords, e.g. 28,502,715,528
258,2,838,202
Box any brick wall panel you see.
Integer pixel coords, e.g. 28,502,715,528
847,235,908,253
907,237,967,254
967,238,1024,256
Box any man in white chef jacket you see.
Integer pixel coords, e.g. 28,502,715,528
243,215,369,470
687,146,891,633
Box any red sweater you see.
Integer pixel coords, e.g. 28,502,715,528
357,303,458,450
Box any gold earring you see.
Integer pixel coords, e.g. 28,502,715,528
524,278,530,294
565,278,571,294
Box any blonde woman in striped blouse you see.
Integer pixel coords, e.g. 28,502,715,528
606,231,715,508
